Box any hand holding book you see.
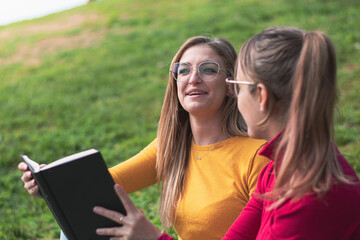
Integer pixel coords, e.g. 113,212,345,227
93,184,163,240
18,161,45,199
18,149,127,240
19,150,167,240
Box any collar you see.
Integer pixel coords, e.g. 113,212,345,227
258,131,283,160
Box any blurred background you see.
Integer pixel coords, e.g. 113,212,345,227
0,0,359,239
0,0,88,26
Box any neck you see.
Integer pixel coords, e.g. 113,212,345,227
262,118,284,142
189,113,229,146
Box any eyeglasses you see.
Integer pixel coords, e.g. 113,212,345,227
170,61,226,82
225,78,257,95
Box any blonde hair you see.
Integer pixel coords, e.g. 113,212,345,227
237,26,352,208
156,36,247,229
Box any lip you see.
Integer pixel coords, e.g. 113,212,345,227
186,88,208,96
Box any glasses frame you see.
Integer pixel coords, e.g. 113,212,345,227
170,61,226,82
225,78,258,96
225,78,257,86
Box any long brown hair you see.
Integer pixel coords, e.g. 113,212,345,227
156,36,247,229
237,26,351,208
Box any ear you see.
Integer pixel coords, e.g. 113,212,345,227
257,83,269,112
226,83,235,98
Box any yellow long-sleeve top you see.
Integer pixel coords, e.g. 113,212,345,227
109,136,269,240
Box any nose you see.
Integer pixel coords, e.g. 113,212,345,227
188,66,202,85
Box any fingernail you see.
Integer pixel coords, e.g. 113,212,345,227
96,229,103,234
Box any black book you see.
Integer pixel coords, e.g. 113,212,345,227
21,149,126,240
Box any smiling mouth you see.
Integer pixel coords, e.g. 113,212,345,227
187,92,207,96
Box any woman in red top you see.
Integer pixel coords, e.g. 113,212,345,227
223,26,360,239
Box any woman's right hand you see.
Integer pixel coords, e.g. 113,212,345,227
18,162,44,198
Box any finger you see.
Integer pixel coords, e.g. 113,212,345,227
21,171,34,182
96,226,125,236
24,179,38,193
28,185,40,196
24,178,36,188
18,162,29,172
114,184,138,213
93,206,125,224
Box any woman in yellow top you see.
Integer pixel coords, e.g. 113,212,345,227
19,36,269,240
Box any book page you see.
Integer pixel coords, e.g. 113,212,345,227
21,155,40,173
41,149,98,170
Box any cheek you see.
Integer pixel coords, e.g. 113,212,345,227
236,92,254,127
176,82,185,98
213,81,228,100
236,93,247,117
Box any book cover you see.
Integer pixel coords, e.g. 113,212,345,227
21,149,126,240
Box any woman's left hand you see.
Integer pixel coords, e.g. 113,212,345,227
93,184,162,240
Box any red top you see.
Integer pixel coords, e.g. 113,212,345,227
223,133,360,240
158,233,173,240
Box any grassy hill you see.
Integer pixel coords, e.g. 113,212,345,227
0,0,359,238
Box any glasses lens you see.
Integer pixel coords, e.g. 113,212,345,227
199,62,220,81
172,62,220,82
176,63,191,81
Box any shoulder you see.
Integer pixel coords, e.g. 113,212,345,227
230,135,266,145
224,136,270,172
140,138,158,154
336,147,360,180
226,136,266,152
228,136,268,160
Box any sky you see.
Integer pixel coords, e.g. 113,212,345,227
0,0,88,26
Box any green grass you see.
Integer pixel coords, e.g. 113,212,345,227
0,0,359,238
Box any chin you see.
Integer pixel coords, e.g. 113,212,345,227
184,103,209,113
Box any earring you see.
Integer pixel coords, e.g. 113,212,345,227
259,107,263,112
